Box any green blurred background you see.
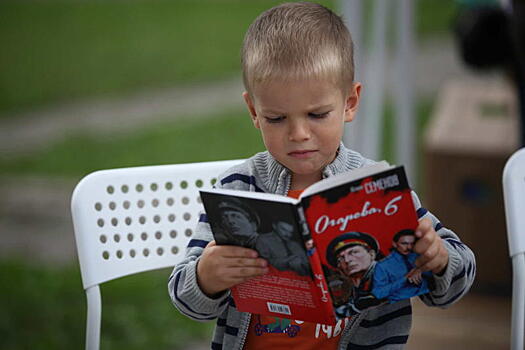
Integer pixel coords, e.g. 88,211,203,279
0,1,459,349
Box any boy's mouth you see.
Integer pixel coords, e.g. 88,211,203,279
288,150,317,158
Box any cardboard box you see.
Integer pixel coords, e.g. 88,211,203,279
424,78,520,294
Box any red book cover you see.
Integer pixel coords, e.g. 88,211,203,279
300,166,423,318
200,164,426,323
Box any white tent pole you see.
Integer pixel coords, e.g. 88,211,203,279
360,0,389,160
341,0,364,151
394,0,416,182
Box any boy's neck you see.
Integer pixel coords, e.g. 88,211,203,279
290,172,323,191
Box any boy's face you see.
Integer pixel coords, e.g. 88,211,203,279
243,78,360,188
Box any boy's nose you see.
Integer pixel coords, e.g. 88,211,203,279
288,119,311,141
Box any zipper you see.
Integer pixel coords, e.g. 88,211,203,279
236,312,251,350
338,312,366,349
280,168,291,195
284,179,291,195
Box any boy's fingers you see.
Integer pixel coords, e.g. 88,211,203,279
208,243,259,258
222,246,260,259
419,217,432,229
415,218,432,238
236,266,269,278
430,244,449,273
413,228,437,255
416,243,448,273
423,238,440,260
221,266,268,281
415,251,434,272
413,235,432,255
229,257,268,268
415,246,437,269
230,247,260,258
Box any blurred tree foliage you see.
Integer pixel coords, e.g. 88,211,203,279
0,0,333,114
0,0,455,115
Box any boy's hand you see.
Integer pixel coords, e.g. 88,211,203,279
197,240,269,297
412,218,449,275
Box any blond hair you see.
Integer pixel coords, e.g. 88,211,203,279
241,2,354,94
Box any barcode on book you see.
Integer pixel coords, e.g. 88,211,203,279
267,302,291,315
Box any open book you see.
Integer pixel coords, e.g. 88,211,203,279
200,162,429,324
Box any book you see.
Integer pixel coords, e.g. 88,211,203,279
199,162,429,324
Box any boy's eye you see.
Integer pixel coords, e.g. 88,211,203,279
309,112,329,119
265,116,285,123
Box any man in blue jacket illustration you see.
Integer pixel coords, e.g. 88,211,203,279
371,229,432,303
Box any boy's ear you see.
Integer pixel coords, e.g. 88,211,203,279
242,91,260,129
344,82,362,122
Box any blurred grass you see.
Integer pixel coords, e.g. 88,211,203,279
0,101,435,180
416,0,457,37
0,108,264,177
0,259,213,350
0,0,455,116
0,0,338,115
0,0,304,114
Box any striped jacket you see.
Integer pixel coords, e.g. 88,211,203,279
168,144,476,349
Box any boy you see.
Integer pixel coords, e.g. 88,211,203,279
169,2,475,349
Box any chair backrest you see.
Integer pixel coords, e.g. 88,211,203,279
71,159,243,290
503,148,525,258
502,147,525,350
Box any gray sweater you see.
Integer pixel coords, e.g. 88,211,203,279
168,145,476,349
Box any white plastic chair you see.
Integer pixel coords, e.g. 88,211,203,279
71,159,243,350
503,148,525,350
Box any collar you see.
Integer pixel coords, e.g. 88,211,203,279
255,142,366,195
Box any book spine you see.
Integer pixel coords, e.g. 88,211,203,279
296,205,311,240
296,205,336,323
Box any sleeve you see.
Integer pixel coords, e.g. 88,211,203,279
167,159,258,321
167,205,231,322
167,174,235,322
410,191,476,308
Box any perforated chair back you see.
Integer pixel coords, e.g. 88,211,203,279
71,159,243,350
503,148,525,350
